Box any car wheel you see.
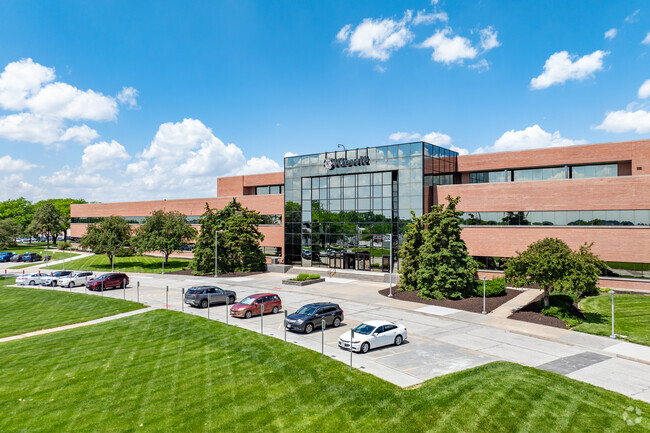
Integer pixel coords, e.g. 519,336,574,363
304,323,314,334
68,282,74,288
228,296,235,305
200,299,208,309
245,310,252,319
333,317,341,327
272,306,279,314
360,342,370,354
394,335,403,346
29,280,35,286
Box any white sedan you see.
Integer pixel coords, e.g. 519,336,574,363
338,320,407,353
16,273,42,286
58,271,95,288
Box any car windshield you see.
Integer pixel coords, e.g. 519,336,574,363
353,324,377,335
296,305,318,316
96,275,109,280
239,296,256,305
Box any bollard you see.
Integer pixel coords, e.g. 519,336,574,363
123,282,126,300
350,329,354,370
166,286,169,310
284,310,287,342
207,293,211,319
101,280,104,297
225,295,229,324
260,304,264,335
321,319,326,358
182,288,185,313
137,281,140,303
85,276,87,294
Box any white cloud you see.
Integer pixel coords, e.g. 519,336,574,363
479,27,500,51
604,28,618,40
530,50,608,90
26,82,117,121
0,155,37,172
0,174,44,201
388,130,469,155
420,28,478,64
468,59,489,72
0,58,55,111
638,79,650,99
59,124,99,145
625,9,640,23
284,152,298,158
475,125,586,153
117,86,138,108
0,113,64,145
412,10,448,25
81,140,130,172
595,110,650,133
643,32,650,45
337,13,413,61
236,156,282,175
374,64,387,73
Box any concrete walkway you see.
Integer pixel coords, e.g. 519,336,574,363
0,306,156,344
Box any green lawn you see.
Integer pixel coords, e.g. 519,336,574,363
0,287,144,338
43,254,192,274
575,294,650,346
0,310,647,432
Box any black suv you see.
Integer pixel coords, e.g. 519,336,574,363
21,253,42,262
285,302,344,334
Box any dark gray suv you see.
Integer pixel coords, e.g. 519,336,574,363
285,302,344,334
184,286,236,308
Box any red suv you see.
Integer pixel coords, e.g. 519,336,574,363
87,273,129,291
230,293,282,319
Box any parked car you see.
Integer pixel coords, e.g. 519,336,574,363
230,293,282,319
0,252,14,262
184,286,236,308
9,254,23,262
338,320,407,354
16,272,42,286
284,302,344,334
86,273,129,291
39,270,73,286
21,253,42,262
58,271,95,288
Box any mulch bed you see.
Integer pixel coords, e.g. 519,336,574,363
166,269,268,278
508,294,573,329
378,287,522,314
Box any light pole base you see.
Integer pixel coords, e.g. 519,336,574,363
481,311,487,315
609,335,617,339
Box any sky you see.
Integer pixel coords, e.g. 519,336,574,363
1,0,650,202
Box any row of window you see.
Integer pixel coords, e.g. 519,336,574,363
255,185,284,195
469,163,618,184
461,210,650,226
71,214,283,226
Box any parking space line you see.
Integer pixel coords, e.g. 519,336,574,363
402,366,422,373
370,350,411,360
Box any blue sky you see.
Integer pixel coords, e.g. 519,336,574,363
1,0,649,202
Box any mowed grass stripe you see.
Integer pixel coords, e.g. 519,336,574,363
43,254,192,274
0,287,144,338
0,310,648,432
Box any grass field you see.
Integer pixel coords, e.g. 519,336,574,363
575,294,650,346
0,310,647,432
43,254,192,274
0,287,144,338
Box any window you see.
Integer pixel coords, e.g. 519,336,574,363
571,163,617,179
469,171,508,183
260,215,282,225
375,325,385,334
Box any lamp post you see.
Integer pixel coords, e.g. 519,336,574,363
388,233,393,297
608,290,616,339
481,276,487,315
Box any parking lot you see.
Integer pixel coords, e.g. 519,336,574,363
4,269,650,402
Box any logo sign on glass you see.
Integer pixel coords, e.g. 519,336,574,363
323,156,370,171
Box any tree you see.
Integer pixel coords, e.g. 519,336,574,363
556,243,606,297
0,218,22,249
417,196,478,300
398,211,423,292
504,238,574,307
80,216,132,268
35,198,87,241
192,199,266,275
133,210,197,262
27,202,65,248
0,197,34,232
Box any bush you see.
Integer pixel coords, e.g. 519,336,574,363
540,294,583,328
295,273,309,281
114,247,135,257
308,274,321,280
57,241,71,250
474,277,507,297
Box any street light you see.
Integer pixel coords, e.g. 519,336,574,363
481,276,487,315
388,233,393,297
608,290,616,339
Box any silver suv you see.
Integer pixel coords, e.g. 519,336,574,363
184,286,236,308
